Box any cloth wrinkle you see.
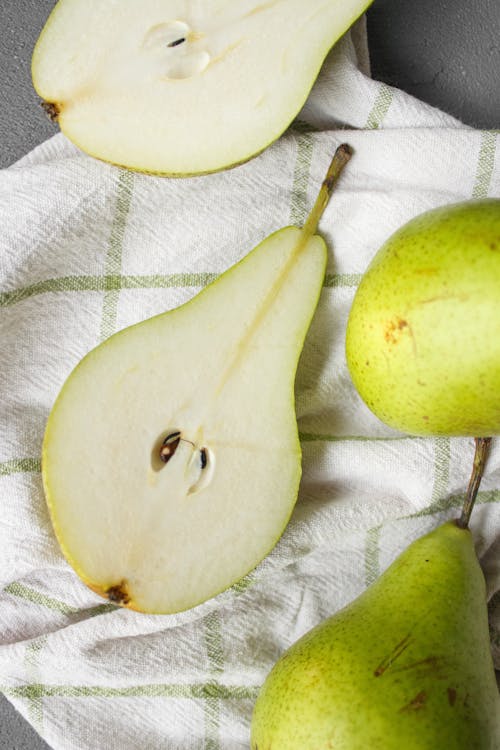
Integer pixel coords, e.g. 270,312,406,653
0,23,499,750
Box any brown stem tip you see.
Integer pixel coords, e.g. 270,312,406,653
323,144,353,191
302,143,353,237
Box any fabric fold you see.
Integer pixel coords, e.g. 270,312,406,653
1,25,499,750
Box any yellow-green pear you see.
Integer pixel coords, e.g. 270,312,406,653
42,146,351,615
345,199,500,436
251,439,500,750
32,0,372,175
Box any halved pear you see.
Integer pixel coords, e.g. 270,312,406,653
32,0,370,174
42,146,352,614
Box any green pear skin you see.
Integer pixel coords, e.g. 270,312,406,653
251,521,500,749
346,199,500,436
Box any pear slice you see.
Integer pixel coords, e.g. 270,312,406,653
32,0,371,174
42,145,352,614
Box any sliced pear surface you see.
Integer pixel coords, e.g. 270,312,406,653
44,229,324,614
32,0,371,174
42,146,352,614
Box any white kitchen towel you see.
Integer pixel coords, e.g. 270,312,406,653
1,22,500,750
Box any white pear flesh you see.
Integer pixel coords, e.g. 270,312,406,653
42,227,326,614
32,0,371,174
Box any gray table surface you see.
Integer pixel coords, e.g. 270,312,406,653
1,0,499,747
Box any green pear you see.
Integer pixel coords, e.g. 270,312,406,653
345,199,500,436
251,439,500,750
41,145,352,614
32,0,371,175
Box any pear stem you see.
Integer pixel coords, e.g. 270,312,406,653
456,437,492,529
302,143,353,238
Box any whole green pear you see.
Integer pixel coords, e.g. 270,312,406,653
345,199,500,436
251,518,500,749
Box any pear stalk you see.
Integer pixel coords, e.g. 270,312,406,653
302,143,352,238
457,436,492,529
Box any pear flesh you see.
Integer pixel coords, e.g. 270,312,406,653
346,199,500,436
32,0,371,174
251,520,500,749
41,145,353,615
42,227,326,613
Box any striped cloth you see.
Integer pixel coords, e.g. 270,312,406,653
1,23,499,750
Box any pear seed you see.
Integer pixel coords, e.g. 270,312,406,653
200,448,208,469
160,431,181,463
167,37,186,48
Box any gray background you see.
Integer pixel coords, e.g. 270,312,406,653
1,0,499,747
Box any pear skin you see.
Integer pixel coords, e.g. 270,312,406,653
346,199,500,436
251,521,500,749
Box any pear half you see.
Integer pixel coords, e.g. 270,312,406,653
32,0,371,174
42,146,352,614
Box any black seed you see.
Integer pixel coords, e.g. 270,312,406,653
163,431,181,445
167,37,186,48
200,448,208,469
